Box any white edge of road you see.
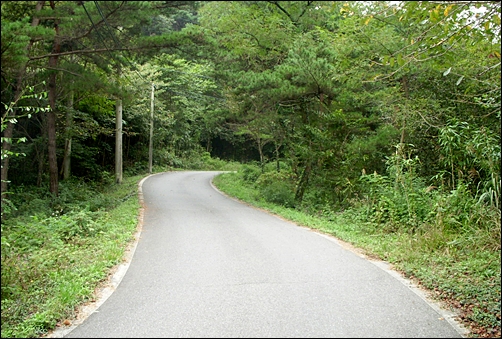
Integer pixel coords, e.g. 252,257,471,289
46,171,469,338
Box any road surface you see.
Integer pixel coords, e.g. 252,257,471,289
60,171,466,338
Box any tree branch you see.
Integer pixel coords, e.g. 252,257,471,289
28,44,178,61
296,1,314,22
73,1,125,41
267,1,295,24
242,32,272,52
42,66,83,77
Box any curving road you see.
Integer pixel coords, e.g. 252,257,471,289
62,171,466,338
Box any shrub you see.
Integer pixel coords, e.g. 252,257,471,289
241,163,262,183
255,170,296,208
359,148,434,232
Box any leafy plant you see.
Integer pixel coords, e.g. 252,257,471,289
1,175,143,338
255,170,296,208
241,163,262,184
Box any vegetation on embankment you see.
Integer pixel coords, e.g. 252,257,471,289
212,163,501,339
1,174,142,338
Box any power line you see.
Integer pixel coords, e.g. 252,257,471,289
82,1,148,88
93,1,121,48
81,2,111,55
163,69,216,80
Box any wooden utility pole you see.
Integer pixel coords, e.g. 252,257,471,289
115,98,123,184
149,83,154,174
62,88,73,180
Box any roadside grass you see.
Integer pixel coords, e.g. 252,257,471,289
1,175,143,338
212,171,501,338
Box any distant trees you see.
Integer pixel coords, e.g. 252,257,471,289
1,0,201,199
1,0,500,211
194,0,500,209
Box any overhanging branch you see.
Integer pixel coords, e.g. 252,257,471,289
28,44,178,61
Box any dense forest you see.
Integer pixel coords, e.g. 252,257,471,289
1,1,500,338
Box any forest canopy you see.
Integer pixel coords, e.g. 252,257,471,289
1,1,500,205
1,1,500,338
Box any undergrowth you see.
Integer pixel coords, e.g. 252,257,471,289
1,175,143,338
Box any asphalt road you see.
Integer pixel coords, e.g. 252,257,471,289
61,171,466,338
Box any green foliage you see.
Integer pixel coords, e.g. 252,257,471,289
359,147,431,232
436,118,501,210
212,171,261,204
255,170,296,208
193,152,240,171
343,124,400,176
175,150,239,171
1,175,142,338
241,163,262,183
76,95,115,120
0,6,51,71
1,84,49,160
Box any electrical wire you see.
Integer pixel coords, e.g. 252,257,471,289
93,1,121,48
166,88,225,102
164,69,215,80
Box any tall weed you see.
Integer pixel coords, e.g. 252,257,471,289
359,145,433,232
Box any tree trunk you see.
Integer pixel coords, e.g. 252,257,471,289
148,83,154,174
295,161,312,204
37,148,46,187
37,116,48,187
206,137,212,153
275,142,280,173
1,121,15,200
1,1,45,209
47,1,61,196
257,137,265,173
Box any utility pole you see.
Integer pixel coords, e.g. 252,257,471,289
62,87,73,180
148,82,154,174
115,98,123,184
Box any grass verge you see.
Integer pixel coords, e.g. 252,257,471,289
1,175,143,338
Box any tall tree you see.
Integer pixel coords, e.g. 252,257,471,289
1,0,47,202
2,1,202,195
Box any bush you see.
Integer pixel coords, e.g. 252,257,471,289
255,170,296,208
1,175,142,338
358,150,434,232
241,163,262,183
